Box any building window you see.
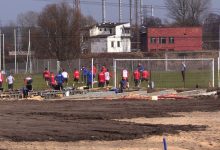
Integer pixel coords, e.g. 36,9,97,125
110,29,112,34
159,37,166,44
125,29,130,34
104,28,107,31
150,37,157,44
169,37,174,44
99,28,102,31
117,41,120,47
111,41,114,48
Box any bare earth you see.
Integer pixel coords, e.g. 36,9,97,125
0,98,220,150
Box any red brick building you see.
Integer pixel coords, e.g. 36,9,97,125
146,27,202,52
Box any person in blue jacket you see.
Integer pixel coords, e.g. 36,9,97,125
138,63,144,73
87,70,93,89
81,66,88,83
55,71,64,90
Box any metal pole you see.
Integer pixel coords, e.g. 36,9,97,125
165,52,168,71
14,29,17,74
130,0,132,24
151,5,154,17
92,58,94,88
119,0,122,23
78,58,81,71
140,0,143,25
48,60,50,71
3,34,5,72
102,0,106,23
218,57,220,87
212,58,215,87
29,30,32,73
113,59,117,88
0,30,1,70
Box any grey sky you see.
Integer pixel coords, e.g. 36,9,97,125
0,0,220,25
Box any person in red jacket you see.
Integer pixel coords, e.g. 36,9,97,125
43,68,50,86
142,70,150,81
98,71,105,87
133,69,141,87
49,72,56,89
101,65,107,73
141,70,150,87
73,68,80,83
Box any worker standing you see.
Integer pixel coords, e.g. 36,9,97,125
141,70,150,87
6,73,15,91
49,72,56,90
55,71,64,91
133,69,141,87
98,71,105,87
122,68,129,88
43,68,50,86
105,69,111,87
62,69,69,86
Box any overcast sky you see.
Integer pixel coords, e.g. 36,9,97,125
0,0,220,25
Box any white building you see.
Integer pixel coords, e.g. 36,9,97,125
89,23,131,53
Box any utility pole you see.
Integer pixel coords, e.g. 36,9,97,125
140,0,143,25
26,30,31,73
73,0,81,56
135,0,140,50
14,29,17,74
130,0,132,24
102,0,106,23
119,0,122,23
2,34,5,72
0,30,1,70
151,5,154,17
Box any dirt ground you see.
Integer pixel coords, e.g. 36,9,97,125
0,98,220,150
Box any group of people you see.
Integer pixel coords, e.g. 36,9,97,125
0,63,150,94
42,63,150,91
0,70,16,91
119,63,150,93
43,68,69,91
78,65,111,88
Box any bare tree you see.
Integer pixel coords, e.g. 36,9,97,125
165,0,211,26
17,11,39,27
143,16,163,27
203,13,220,50
36,2,96,60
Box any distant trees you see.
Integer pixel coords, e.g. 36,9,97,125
143,17,163,27
203,13,220,50
165,0,211,26
14,2,96,60
17,11,39,28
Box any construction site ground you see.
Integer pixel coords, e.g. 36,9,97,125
0,89,220,150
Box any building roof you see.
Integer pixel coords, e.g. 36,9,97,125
96,22,129,28
147,26,202,29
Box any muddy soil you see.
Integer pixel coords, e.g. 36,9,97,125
0,98,219,142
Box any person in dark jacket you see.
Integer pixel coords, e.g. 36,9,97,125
55,71,64,91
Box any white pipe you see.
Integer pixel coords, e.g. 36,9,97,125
218,57,220,87
3,34,5,72
14,29,17,74
91,58,94,89
119,0,122,23
113,59,117,88
212,58,215,87
102,0,106,23
0,30,1,70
